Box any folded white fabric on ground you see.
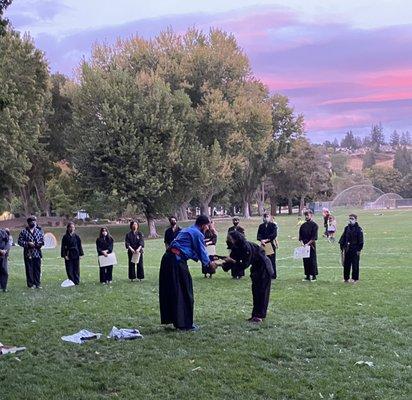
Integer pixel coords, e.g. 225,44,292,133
61,279,75,287
0,342,26,355
108,326,143,340
61,330,102,344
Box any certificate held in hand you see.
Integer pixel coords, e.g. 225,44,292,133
98,253,118,267
131,252,141,265
293,245,310,259
261,242,275,256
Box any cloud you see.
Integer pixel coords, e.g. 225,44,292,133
12,4,412,141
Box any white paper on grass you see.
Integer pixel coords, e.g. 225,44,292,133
108,326,143,340
131,252,141,264
43,232,57,249
293,245,311,259
61,329,102,344
206,245,216,256
61,279,75,287
98,252,117,267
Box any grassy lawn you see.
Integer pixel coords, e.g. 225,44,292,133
1,209,411,399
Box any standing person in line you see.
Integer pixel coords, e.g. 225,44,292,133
227,217,246,279
202,219,218,278
257,213,278,279
322,208,331,238
339,214,364,283
327,214,337,242
299,210,319,281
0,228,11,292
125,221,144,282
164,216,181,249
96,227,114,284
159,215,216,331
222,230,274,324
61,222,84,285
18,216,45,289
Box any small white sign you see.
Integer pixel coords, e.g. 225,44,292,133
293,245,311,259
99,253,118,267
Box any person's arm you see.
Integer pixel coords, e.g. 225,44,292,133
108,238,114,254
36,230,45,249
299,225,303,244
194,231,212,266
125,233,134,252
139,233,144,252
267,224,277,242
338,228,346,251
61,235,67,258
257,225,263,241
357,227,364,252
96,239,103,256
78,236,84,257
18,230,28,248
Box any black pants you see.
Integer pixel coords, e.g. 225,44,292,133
24,257,41,288
251,271,272,319
99,265,113,283
0,257,8,290
128,253,144,280
159,252,194,329
268,253,277,279
65,258,80,285
344,251,360,281
303,246,318,278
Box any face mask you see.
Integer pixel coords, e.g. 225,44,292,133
233,221,239,226
170,221,177,226
102,231,107,236
349,219,356,225
264,218,270,223
305,215,311,221
28,222,36,229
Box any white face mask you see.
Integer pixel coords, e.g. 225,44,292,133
264,217,270,223
102,231,107,236
349,219,356,225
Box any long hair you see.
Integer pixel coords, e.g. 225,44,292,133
227,229,248,249
129,220,139,231
99,227,112,240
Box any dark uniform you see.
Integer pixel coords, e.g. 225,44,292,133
227,224,246,279
96,235,114,283
257,221,278,279
125,230,144,280
223,241,273,319
164,226,182,248
339,223,364,281
0,229,11,291
299,220,319,279
61,232,84,285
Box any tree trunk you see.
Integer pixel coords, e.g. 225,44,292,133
299,196,305,216
243,199,251,219
177,202,189,221
200,193,213,217
278,205,282,215
20,186,31,216
146,213,159,238
288,198,293,215
270,197,277,216
257,181,265,216
33,180,50,217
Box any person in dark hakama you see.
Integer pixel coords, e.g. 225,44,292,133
222,230,273,323
299,210,319,281
159,215,216,331
18,216,45,289
0,228,11,292
257,213,278,279
339,214,364,283
227,217,246,279
164,216,182,249
202,220,218,278
125,221,144,281
61,222,84,285
96,227,114,284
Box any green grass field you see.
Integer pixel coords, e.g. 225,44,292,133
1,210,411,400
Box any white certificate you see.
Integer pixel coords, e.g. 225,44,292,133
293,246,311,259
131,252,141,264
98,253,118,267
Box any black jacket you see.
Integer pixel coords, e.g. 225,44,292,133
164,226,182,247
61,233,84,259
228,225,245,236
125,231,144,255
299,220,318,247
257,222,277,242
339,223,364,252
96,236,114,256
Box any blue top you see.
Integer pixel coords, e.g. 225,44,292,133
170,225,210,266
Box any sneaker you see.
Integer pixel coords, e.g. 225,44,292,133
310,277,317,282
352,279,358,284
343,279,350,283
302,277,310,281
178,324,199,332
35,286,42,289
249,317,263,324
2,289,8,293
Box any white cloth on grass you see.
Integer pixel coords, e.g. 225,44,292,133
108,326,143,340
61,330,102,344
61,279,75,287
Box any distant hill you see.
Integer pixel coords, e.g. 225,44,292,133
347,151,394,172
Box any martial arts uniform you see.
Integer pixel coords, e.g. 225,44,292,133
202,229,217,277
96,236,114,283
125,231,145,280
0,229,11,291
257,221,278,279
339,223,364,281
164,226,182,248
223,241,273,319
159,225,211,330
61,233,84,285
18,226,45,288
299,220,319,280
227,225,246,279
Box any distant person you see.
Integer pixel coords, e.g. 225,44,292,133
227,217,246,279
299,210,319,281
322,208,331,237
61,222,84,285
96,227,114,284
257,213,278,279
164,216,181,249
125,221,144,282
339,214,364,283
159,215,216,331
327,215,337,242
202,219,218,278
0,228,11,292
18,216,45,289
222,230,274,323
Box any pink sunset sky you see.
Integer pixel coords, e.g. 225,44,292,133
6,0,412,142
